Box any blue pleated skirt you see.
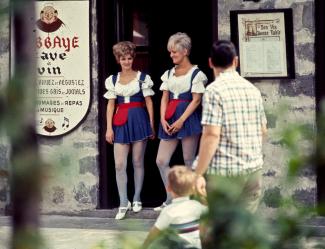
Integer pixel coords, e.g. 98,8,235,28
158,102,202,140
114,107,152,144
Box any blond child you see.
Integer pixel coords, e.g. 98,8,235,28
143,166,207,249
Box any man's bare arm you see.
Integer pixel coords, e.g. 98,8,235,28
195,125,221,176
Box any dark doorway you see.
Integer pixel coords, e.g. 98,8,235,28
315,0,325,215
98,0,215,208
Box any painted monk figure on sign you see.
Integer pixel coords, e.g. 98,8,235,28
36,5,65,33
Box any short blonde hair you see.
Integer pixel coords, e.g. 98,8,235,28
112,41,136,61
168,166,196,197
167,32,191,54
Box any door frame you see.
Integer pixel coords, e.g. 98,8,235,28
97,0,119,209
97,0,218,209
315,0,325,213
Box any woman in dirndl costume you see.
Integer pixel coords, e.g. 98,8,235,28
104,41,155,220
154,32,208,211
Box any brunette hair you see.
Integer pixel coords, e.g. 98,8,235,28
112,41,136,61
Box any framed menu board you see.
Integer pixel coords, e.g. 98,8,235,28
230,9,295,79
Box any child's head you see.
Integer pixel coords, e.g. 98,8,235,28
112,41,136,62
168,166,196,197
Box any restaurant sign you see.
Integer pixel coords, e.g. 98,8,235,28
34,1,90,136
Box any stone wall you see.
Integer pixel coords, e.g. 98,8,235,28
218,0,316,213
39,0,99,213
0,0,317,215
0,0,100,213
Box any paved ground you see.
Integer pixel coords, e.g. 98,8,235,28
0,215,154,249
0,226,148,249
1,214,325,249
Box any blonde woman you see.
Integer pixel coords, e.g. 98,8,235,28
155,33,208,211
104,41,155,219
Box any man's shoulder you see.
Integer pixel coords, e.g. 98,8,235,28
244,79,263,96
206,79,227,92
224,74,262,95
205,77,236,99
206,73,262,93
236,75,261,91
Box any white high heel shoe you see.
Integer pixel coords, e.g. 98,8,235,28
153,202,168,212
115,201,131,220
132,201,142,212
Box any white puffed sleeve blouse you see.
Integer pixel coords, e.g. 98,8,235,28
103,71,155,100
159,66,208,99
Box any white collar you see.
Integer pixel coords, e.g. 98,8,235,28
172,196,190,203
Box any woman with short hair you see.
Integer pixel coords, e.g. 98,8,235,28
155,32,208,211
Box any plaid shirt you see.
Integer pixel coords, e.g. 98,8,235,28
201,70,267,176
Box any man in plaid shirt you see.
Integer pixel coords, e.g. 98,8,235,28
194,40,267,212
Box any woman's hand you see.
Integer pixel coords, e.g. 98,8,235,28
161,119,172,135
106,128,114,144
149,122,156,139
168,118,184,134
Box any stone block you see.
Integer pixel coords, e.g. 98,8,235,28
0,37,9,53
0,186,7,202
52,186,64,204
279,76,315,97
296,43,314,60
79,156,98,176
302,3,314,31
292,188,316,207
73,141,97,149
263,169,277,177
73,182,91,204
89,184,98,205
38,136,63,146
0,144,8,167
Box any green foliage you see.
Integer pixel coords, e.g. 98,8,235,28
199,175,317,249
90,241,109,249
146,229,196,249
280,123,315,180
11,229,45,249
201,176,270,249
263,187,282,208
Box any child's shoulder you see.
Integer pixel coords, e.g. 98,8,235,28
188,198,205,205
188,199,207,212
